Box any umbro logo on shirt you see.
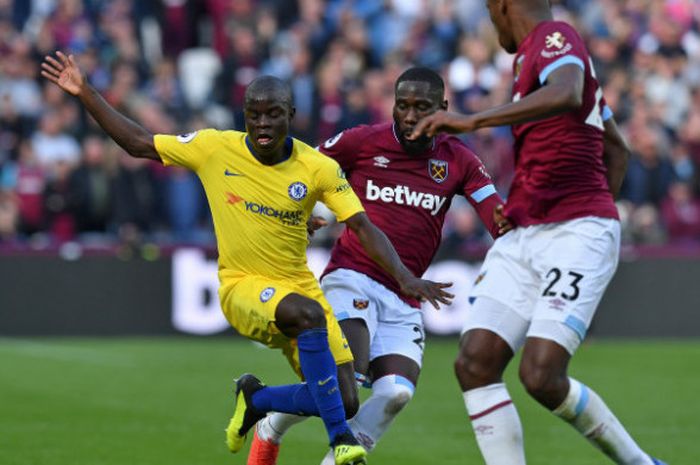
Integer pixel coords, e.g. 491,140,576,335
373,156,390,168
224,169,244,177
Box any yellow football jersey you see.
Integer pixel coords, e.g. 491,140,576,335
154,129,364,284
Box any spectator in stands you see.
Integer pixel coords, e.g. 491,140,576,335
164,166,207,244
144,58,188,124
0,0,698,250
314,59,345,142
661,180,700,244
0,189,19,242
0,94,22,165
0,35,43,119
288,47,316,141
216,22,261,128
31,110,81,173
68,134,113,236
622,125,676,206
680,108,700,172
111,142,158,242
0,141,46,236
337,81,371,131
42,159,75,243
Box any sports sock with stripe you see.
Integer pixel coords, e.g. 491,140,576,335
348,374,415,451
553,377,653,465
464,382,526,465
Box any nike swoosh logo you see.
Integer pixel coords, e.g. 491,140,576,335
318,376,333,386
224,169,244,177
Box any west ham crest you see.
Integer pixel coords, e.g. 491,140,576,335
353,298,369,310
428,159,448,183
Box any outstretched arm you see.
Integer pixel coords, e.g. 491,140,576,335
410,64,584,138
41,51,160,161
601,117,630,199
343,212,453,309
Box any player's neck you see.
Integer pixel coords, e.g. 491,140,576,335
512,9,554,48
251,150,286,165
245,135,293,166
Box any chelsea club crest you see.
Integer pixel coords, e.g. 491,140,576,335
260,287,276,303
288,182,308,201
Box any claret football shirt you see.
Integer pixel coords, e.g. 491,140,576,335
506,20,618,226
319,122,500,307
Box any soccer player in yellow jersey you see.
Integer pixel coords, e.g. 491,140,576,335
41,51,453,465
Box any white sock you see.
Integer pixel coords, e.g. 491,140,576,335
465,383,526,465
553,378,653,465
351,374,415,450
320,448,335,465
319,375,415,465
257,413,307,444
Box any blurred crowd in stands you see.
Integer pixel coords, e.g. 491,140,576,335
1,0,700,258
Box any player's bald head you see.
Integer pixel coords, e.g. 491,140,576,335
486,0,552,53
395,66,445,102
244,76,292,108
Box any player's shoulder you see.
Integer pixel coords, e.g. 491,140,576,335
534,20,585,48
213,129,247,143
341,122,391,139
174,128,242,145
435,134,479,161
320,122,392,150
293,137,339,168
434,134,488,176
294,139,347,187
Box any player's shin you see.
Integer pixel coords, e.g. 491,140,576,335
465,383,526,465
297,328,351,444
553,378,654,465
349,374,415,451
251,384,318,415
319,374,416,464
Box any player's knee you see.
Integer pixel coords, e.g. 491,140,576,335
519,362,565,403
371,375,415,415
454,346,499,389
294,301,327,330
384,387,413,415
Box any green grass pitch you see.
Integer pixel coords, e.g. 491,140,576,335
0,337,698,465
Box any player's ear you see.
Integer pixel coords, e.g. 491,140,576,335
289,106,296,120
500,0,509,15
441,99,448,111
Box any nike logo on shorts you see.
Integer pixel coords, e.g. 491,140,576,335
224,169,244,177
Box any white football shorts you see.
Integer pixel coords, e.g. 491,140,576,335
463,216,621,354
321,268,425,367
